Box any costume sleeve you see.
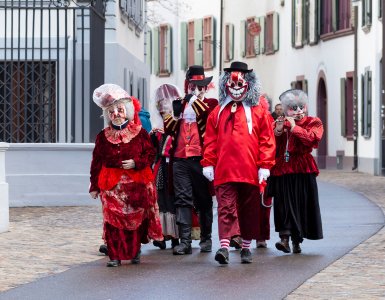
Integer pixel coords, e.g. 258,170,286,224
291,117,323,148
257,110,276,169
201,111,218,167
191,98,218,122
163,113,179,137
134,129,156,170
89,133,103,193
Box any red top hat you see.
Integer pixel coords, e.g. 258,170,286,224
186,65,213,86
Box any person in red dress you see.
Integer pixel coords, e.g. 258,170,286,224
201,61,276,264
89,84,163,267
269,89,323,254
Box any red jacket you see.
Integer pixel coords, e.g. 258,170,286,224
201,102,275,187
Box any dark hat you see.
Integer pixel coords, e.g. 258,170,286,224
186,65,213,86
224,61,253,73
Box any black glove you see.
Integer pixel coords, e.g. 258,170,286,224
184,94,194,103
172,98,183,118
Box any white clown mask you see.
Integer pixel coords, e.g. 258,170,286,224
225,72,249,102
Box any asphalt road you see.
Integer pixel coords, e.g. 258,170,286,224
0,181,383,300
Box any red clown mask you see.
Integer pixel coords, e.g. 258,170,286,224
225,72,248,101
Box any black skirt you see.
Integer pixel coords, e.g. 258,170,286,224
268,173,323,242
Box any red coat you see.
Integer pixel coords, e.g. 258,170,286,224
271,116,323,176
201,102,276,187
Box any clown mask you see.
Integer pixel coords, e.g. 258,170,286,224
188,83,207,99
226,72,248,101
287,103,307,120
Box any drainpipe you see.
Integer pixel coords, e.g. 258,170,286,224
353,5,358,170
219,0,224,75
382,0,385,174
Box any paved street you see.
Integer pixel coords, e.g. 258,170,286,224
0,170,384,299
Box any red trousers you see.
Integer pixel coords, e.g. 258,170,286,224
215,183,258,240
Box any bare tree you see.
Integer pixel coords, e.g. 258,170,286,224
146,0,191,26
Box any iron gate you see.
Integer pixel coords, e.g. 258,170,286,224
0,0,106,143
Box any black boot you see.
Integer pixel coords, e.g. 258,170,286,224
199,209,213,252
106,260,121,267
215,248,229,264
131,250,141,264
173,224,192,255
292,241,302,254
171,238,180,249
99,244,108,256
275,235,291,253
153,240,166,250
173,207,193,255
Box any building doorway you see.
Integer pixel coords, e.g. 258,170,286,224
317,77,328,169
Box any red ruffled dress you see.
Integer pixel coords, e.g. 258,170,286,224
89,123,163,260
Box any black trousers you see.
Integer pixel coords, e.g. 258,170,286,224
173,157,213,228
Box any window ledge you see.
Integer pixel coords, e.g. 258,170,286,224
245,53,256,58
320,28,354,41
158,71,171,77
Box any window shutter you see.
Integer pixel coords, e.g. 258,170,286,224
273,12,279,52
332,0,337,32
229,23,234,60
153,27,159,76
259,16,265,54
340,77,346,136
309,0,319,44
367,0,372,26
292,0,296,47
366,70,372,138
180,22,188,71
167,25,172,73
254,17,260,55
303,0,309,44
208,16,216,68
302,79,308,93
291,81,296,89
146,29,152,73
194,18,203,65
295,0,303,47
240,20,246,57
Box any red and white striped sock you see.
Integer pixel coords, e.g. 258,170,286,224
220,239,230,249
242,239,252,249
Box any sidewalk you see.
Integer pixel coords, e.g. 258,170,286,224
287,170,385,299
0,170,384,298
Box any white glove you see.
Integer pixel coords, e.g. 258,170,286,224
203,166,214,182
188,95,198,105
258,168,270,184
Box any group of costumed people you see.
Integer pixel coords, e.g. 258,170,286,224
89,61,324,267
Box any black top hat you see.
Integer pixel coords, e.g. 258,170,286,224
186,65,213,86
224,61,253,73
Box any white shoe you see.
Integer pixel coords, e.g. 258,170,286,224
256,240,267,248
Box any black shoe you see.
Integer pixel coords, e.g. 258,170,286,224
106,260,121,267
171,238,180,249
275,237,291,253
292,242,302,254
199,238,212,252
173,243,192,255
240,248,253,263
153,240,166,250
229,236,242,249
215,248,229,265
99,244,108,256
131,250,141,264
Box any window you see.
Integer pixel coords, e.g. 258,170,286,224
361,69,372,138
203,16,215,70
266,12,279,54
340,73,354,139
188,20,195,66
380,0,383,19
245,17,256,58
291,76,308,93
321,0,333,34
337,0,351,30
153,24,172,77
362,0,372,29
225,23,234,62
293,0,304,47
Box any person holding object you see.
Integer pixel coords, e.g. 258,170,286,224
89,84,163,267
201,61,276,264
268,89,323,254
162,65,218,255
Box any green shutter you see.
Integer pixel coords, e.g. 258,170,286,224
180,22,187,71
146,29,152,73
340,77,346,137
273,12,279,52
229,23,234,60
367,0,373,26
167,25,172,73
303,0,309,44
309,0,319,44
153,27,159,76
194,18,203,65
332,0,337,32
259,16,265,54
302,79,308,93
240,20,246,57
367,70,372,138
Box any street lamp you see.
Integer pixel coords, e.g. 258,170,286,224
197,39,221,52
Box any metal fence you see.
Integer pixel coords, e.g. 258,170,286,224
0,0,106,143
